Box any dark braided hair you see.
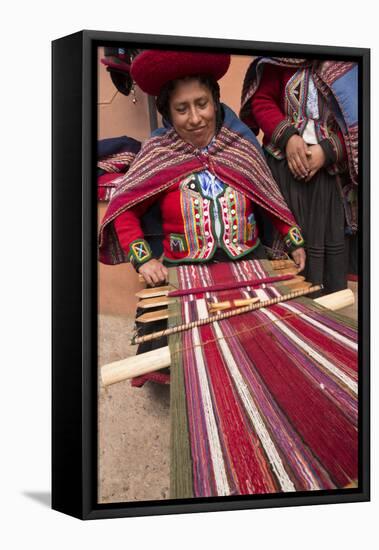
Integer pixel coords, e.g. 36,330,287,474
156,75,224,133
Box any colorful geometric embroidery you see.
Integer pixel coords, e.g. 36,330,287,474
179,175,215,260
129,239,152,266
218,187,257,257
221,187,243,255
170,234,187,253
178,178,260,261
286,68,310,131
284,226,305,249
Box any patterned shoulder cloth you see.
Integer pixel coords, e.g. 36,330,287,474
98,105,304,265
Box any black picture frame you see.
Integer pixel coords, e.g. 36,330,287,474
52,30,370,520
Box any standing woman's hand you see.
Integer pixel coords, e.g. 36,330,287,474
305,144,326,181
138,259,168,286
285,135,312,180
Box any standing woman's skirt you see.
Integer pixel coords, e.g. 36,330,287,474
266,156,347,296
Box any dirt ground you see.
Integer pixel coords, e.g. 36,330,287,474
97,280,358,504
98,315,170,503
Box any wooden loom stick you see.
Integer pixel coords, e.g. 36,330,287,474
279,275,305,287
137,296,174,309
137,310,169,323
277,281,311,291
206,283,312,312
136,274,306,300
101,347,171,387
270,259,296,269
101,287,353,386
137,309,172,323
136,282,346,322
135,275,305,307
268,267,298,276
314,289,354,311
131,285,323,345
208,296,260,313
137,283,311,321
136,286,175,300
135,285,175,299
137,281,308,321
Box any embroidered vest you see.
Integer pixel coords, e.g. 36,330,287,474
164,172,259,263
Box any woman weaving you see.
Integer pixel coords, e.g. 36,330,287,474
99,50,306,285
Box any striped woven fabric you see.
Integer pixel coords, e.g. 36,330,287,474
169,259,358,498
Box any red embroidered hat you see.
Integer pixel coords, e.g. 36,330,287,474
131,50,231,96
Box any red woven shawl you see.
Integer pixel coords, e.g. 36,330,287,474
98,105,298,265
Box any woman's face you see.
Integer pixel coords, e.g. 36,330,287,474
169,78,217,149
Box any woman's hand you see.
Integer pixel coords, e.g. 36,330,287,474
291,247,306,272
285,135,312,180
139,259,168,286
305,144,326,181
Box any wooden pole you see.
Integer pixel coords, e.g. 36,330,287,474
136,280,311,321
101,287,355,386
207,296,260,313
314,288,354,311
132,285,322,345
135,285,174,299
136,275,306,303
136,309,171,323
137,296,174,309
101,347,171,387
270,259,296,269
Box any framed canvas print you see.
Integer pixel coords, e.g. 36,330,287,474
52,30,370,520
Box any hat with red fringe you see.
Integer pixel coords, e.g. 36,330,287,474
131,50,231,96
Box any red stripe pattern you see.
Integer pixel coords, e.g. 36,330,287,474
171,259,358,497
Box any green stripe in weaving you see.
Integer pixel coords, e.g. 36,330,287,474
169,268,194,499
296,296,358,331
